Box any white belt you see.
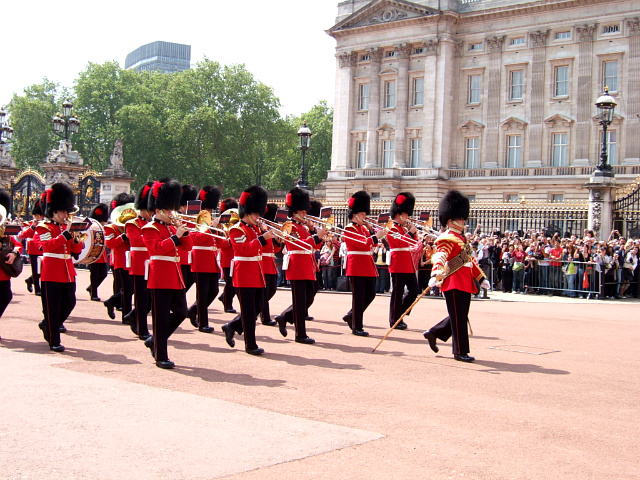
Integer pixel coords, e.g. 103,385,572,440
192,246,218,251
261,253,274,257
150,255,180,262
43,252,71,260
130,246,148,252
347,251,372,255
234,256,262,261
390,248,412,252
288,250,312,255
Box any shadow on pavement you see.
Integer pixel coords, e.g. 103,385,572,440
472,359,570,375
172,365,288,388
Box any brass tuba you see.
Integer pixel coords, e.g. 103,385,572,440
110,202,138,233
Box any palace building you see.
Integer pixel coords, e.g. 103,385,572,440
323,0,640,203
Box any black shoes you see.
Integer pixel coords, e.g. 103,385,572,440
25,277,33,293
104,299,116,319
342,314,353,330
122,312,134,325
454,354,475,363
221,324,235,348
423,331,439,353
144,336,155,359
199,326,214,333
187,309,198,328
225,308,237,314
130,322,139,336
50,345,65,353
275,315,287,337
395,321,408,330
261,318,277,326
305,316,314,321
156,359,175,369
59,324,67,333
295,336,315,344
245,347,264,355
90,297,101,302
138,333,152,341
38,321,49,343
352,329,369,337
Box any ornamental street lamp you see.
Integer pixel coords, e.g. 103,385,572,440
297,121,312,190
595,86,617,177
0,106,14,144
52,97,80,141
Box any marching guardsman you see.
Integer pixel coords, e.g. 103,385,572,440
423,190,489,362
36,183,84,352
387,192,420,330
19,197,44,296
258,203,280,326
123,182,154,340
187,185,223,333
86,203,109,301
275,187,326,344
341,191,385,336
220,185,273,355
218,197,238,313
178,184,197,294
142,179,193,369
0,189,23,334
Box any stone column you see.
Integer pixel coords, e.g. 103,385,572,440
392,44,411,168
527,30,548,167
574,24,596,166
331,51,357,170
483,35,505,168
431,37,456,169
366,48,382,168
421,39,442,168
585,175,616,241
624,17,640,164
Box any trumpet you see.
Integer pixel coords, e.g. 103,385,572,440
365,216,423,247
258,217,314,253
296,213,369,245
408,217,440,239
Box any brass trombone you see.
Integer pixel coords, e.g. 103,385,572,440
296,213,369,245
258,217,314,253
365,216,423,247
169,211,227,240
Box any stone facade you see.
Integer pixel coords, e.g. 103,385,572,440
325,0,640,203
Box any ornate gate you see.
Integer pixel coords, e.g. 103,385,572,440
10,169,45,220
77,171,101,217
613,180,640,238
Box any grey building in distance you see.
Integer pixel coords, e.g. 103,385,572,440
125,41,191,74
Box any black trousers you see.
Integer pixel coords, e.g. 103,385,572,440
259,273,277,323
107,268,133,319
429,289,471,356
228,287,264,350
150,288,187,362
389,272,419,325
29,254,41,294
188,271,220,328
220,267,236,310
41,281,76,347
131,274,151,337
0,280,12,318
278,279,315,338
89,262,108,298
346,276,376,330
181,264,195,294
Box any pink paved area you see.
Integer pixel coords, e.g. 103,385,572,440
0,270,638,480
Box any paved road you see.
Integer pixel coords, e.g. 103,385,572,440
1,271,637,479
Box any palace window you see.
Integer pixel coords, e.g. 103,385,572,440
554,65,569,97
468,75,481,104
509,70,524,101
511,37,525,46
382,140,394,168
386,51,397,58
357,141,367,168
414,47,425,55
552,133,568,167
602,130,617,165
410,138,422,168
360,55,370,62
359,83,370,111
507,194,520,203
412,77,424,106
603,24,620,34
603,60,618,92
551,194,564,203
469,43,482,51
507,135,522,168
384,80,396,108
465,137,479,169
555,31,571,39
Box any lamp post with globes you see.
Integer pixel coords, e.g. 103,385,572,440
52,98,80,142
296,122,312,190
594,87,617,177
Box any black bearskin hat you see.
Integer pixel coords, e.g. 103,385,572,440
199,186,221,211
263,203,278,222
0,188,11,214
238,185,268,218
148,179,182,212
89,203,109,223
347,191,370,219
220,197,237,213
286,187,310,216
390,192,415,218
45,183,75,218
180,184,198,207
438,190,470,227
109,192,135,215
309,200,322,218
31,199,44,217
135,181,154,211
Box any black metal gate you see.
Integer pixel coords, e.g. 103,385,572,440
613,184,640,238
10,169,45,220
77,172,101,217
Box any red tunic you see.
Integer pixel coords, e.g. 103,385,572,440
387,222,416,274
105,224,130,270
125,217,149,276
19,222,42,256
344,223,377,277
229,221,265,289
0,236,23,282
36,221,84,283
218,240,234,269
432,229,485,294
260,237,280,275
190,230,223,274
142,220,193,290
284,221,320,281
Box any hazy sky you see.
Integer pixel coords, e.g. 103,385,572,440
2,0,341,117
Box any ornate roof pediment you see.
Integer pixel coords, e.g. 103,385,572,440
544,114,574,127
500,116,528,130
459,120,485,132
376,122,396,132
328,0,439,34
